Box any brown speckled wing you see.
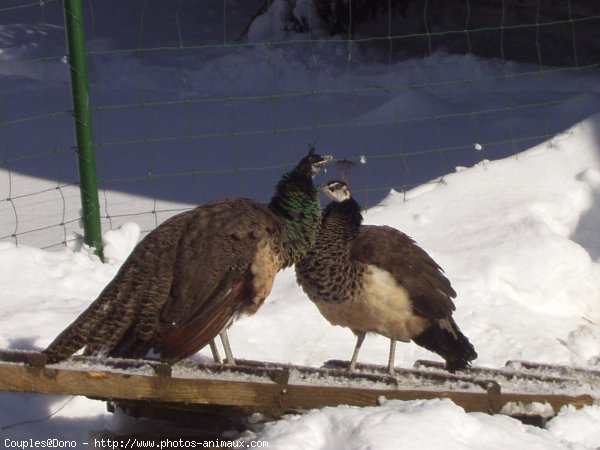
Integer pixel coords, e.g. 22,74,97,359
44,198,282,363
156,268,254,361
154,199,281,360
350,225,456,319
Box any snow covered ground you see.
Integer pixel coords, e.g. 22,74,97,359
2,115,600,448
2,1,600,449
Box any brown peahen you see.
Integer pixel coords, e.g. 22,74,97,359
295,180,477,374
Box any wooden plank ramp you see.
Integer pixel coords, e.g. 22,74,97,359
0,349,596,428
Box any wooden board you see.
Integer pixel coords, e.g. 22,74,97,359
0,359,593,419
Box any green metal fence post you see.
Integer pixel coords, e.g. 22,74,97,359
63,0,104,261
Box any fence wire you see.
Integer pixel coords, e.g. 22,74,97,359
1,0,600,249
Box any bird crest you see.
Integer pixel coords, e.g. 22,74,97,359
335,158,357,185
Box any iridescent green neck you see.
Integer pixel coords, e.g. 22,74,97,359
268,170,322,265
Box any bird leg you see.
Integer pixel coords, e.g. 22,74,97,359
209,339,221,364
387,339,397,376
219,329,236,366
348,332,366,372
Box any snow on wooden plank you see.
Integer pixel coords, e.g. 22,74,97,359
0,350,594,419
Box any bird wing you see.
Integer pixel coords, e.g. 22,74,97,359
155,198,283,361
45,198,282,363
350,225,456,319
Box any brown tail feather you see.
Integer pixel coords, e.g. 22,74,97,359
45,239,178,362
43,295,114,363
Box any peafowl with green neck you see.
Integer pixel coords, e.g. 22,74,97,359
44,149,332,364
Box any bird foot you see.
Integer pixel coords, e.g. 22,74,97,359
223,358,236,367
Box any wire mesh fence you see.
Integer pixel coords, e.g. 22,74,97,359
0,0,79,249
1,0,600,250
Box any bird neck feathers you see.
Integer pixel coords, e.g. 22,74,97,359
323,198,363,236
297,197,363,281
268,170,322,265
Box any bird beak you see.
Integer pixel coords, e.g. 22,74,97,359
316,155,333,166
311,155,333,177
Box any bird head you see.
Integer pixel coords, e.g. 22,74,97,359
319,180,352,202
295,147,333,179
